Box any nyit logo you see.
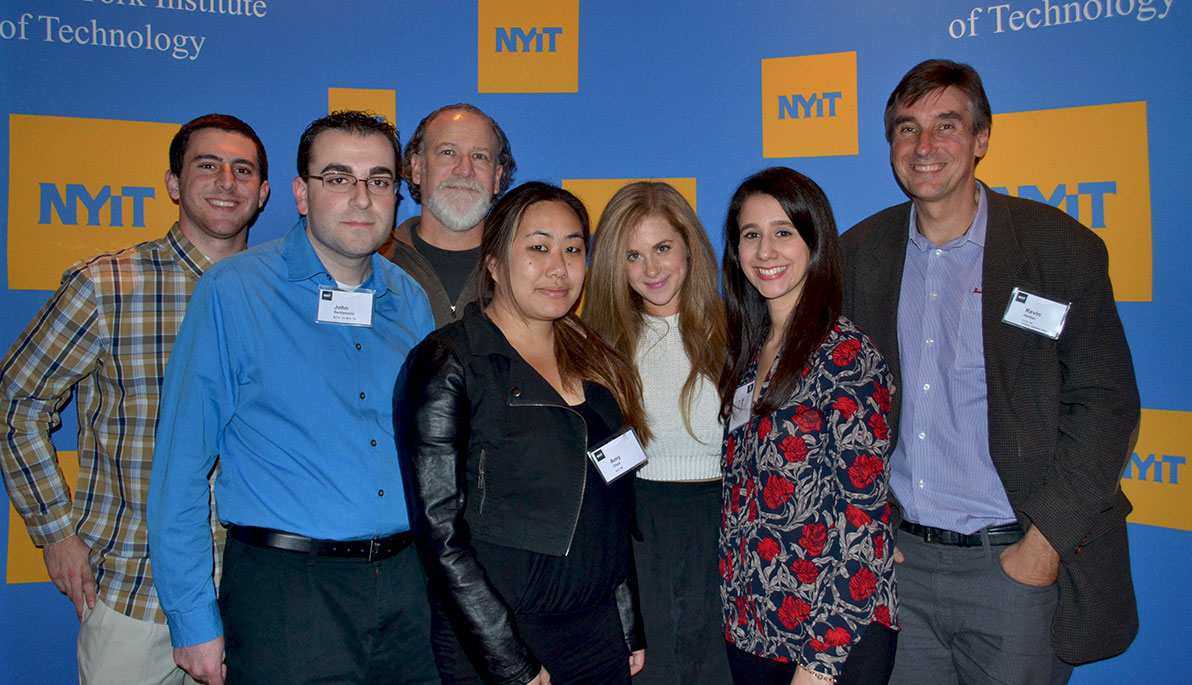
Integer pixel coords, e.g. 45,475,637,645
9,115,179,291
1120,409,1192,532
762,51,857,158
495,26,564,53
989,182,1117,229
778,92,844,120
478,0,578,93
39,184,155,227
979,102,1151,302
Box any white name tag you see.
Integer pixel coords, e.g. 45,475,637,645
728,380,754,433
587,427,648,484
1001,287,1070,340
316,286,375,327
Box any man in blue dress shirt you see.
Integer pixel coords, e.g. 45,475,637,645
842,60,1139,683
148,111,436,684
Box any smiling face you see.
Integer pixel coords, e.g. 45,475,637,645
166,127,269,247
737,193,811,319
489,200,587,325
411,109,504,234
293,129,398,281
889,86,989,215
624,215,688,317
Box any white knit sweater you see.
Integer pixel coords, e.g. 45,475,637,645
634,314,723,481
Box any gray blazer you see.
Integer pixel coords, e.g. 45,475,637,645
841,182,1140,664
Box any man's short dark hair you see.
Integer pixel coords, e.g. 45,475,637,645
884,59,992,143
296,111,401,177
402,103,516,204
169,113,268,181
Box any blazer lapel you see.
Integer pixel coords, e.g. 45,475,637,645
980,184,1030,414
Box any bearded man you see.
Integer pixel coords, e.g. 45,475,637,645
379,104,515,326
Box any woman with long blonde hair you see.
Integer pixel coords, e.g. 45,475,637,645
585,181,730,684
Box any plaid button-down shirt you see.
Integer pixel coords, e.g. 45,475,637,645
1,223,221,622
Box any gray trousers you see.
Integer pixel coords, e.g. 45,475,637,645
889,528,1074,685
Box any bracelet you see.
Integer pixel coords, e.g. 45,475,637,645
799,664,836,683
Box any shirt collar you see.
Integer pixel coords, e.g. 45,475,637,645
907,182,988,252
282,218,391,297
165,222,213,278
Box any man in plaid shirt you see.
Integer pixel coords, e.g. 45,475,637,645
1,113,269,684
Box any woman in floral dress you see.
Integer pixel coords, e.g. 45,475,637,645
716,167,899,684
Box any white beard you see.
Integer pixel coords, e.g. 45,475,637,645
424,180,492,233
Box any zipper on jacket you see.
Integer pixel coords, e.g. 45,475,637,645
509,398,588,557
477,448,487,516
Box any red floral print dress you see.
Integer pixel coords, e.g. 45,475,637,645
720,317,898,677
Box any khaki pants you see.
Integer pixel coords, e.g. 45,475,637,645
78,597,198,685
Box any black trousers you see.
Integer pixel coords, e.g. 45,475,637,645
632,479,730,685
218,537,437,684
726,623,897,685
431,592,631,684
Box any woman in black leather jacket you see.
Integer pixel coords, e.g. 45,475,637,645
397,182,649,685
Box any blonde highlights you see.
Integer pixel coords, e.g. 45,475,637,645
585,182,725,443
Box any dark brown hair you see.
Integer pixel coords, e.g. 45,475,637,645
718,167,842,419
297,110,399,177
169,113,267,181
884,59,991,143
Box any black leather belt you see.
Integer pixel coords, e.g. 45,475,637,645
899,520,1024,547
228,525,413,562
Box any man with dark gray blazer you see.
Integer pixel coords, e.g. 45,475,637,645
841,59,1139,683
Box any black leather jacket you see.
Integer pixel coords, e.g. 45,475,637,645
396,304,644,684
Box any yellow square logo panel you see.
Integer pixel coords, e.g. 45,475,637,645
1122,409,1192,531
762,51,858,159
8,115,180,291
980,102,1151,302
7,452,77,584
561,178,698,231
328,88,396,126
478,0,579,93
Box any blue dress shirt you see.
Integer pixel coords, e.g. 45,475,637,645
890,184,1018,534
147,221,433,647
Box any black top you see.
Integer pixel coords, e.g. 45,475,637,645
411,226,481,306
472,398,632,615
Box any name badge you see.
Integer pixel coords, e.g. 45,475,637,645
1001,287,1070,340
728,380,754,433
587,427,648,484
316,286,375,327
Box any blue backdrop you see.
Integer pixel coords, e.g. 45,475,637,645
2,1,1187,681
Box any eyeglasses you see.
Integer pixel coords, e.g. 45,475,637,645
304,172,398,196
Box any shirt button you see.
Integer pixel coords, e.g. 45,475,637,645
934,249,942,256
355,343,362,350
926,338,935,345
370,439,377,447
922,383,930,391
930,292,938,300
378,489,384,497
918,431,926,440
918,479,925,488
359,392,366,399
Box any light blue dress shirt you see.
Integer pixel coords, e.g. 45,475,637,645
890,185,1018,534
147,221,433,647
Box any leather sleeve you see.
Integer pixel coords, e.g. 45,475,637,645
397,338,540,685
